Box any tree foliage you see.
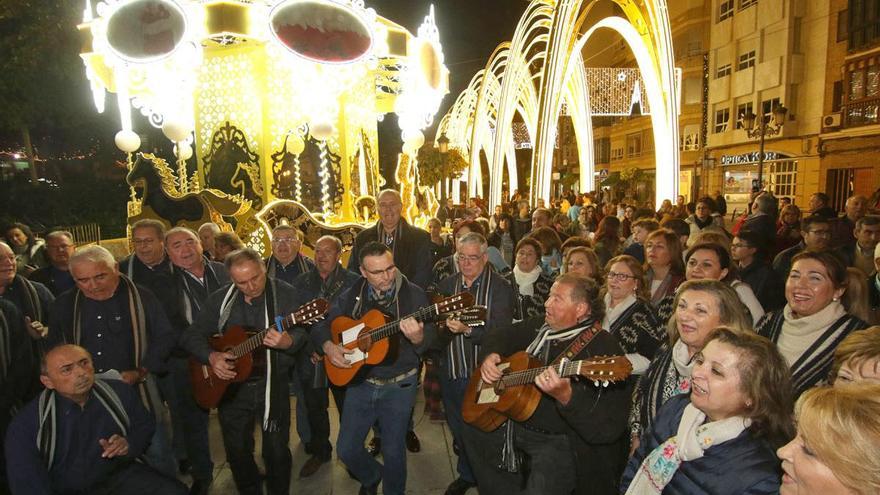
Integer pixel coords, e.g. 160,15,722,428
416,146,470,188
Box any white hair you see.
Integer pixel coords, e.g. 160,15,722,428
70,245,117,270
198,222,221,235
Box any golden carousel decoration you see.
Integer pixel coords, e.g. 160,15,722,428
78,0,449,251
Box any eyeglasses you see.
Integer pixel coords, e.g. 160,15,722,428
607,271,638,281
457,254,483,263
272,237,299,244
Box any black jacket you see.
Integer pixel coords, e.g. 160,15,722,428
739,260,785,312
347,220,433,290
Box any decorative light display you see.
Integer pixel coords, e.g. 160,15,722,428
436,0,680,208
79,0,449,237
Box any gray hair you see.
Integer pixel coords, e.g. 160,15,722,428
224,248,266,272
165,226,200,243
316,235,342,253
131,219,166,238
70,245,117,271
272,225,303,240
457,232,488,254
45,230,74,243
198,222,221,235
377,189,402,204
754,194,778,215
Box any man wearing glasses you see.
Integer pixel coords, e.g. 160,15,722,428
266,225,315,286
314,242,435,495
773,215,834,281
435,232,514,495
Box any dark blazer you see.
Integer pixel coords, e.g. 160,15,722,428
347,220,433,290
27,266,74,297
869,274,880,326
739,260,785,313
622,395,781,495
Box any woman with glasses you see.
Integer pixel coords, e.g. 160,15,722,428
602,255,663,375
629,280,752,453
757,251,869,398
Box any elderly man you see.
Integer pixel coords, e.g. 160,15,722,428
29,231,77,296
831,195,868,248
435,232,514,495
164,227,231,493
531,207,552,231
348,189,433,291
315,242,435,495
0,241,53,338
197,222,221,260
46,245,177,477
842,215,880,277
266,225,315,285
181,249,306,495
809,192,837,219
740,193,778,254
291,235,360,477
461,275,629,495
119,220,173,289
4,345,187,495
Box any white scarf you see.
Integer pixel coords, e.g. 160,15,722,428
513,265,542,296
625,403,751,494
671,340,695,392
603,293,637,330
778,301,846,366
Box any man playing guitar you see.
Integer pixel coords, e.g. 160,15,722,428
462,274,630,495
313,242,435,495
181,248,306,495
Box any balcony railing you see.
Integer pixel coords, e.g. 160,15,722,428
843,96,880,127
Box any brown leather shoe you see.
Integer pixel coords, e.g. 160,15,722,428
299,455,328,478
367,437,381,457
405,430,421,453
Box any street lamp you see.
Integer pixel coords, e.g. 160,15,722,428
741,104,787,192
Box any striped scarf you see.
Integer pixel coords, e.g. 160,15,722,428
10,275,43,322
70,275,161,414
377,222,402,257
172,262,221,324
445,268,493,380
216,279,286,431
37,379,130,470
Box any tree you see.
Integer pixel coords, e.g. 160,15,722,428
415,146,469,200
0,2,91,181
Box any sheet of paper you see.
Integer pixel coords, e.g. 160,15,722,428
476,362,509,404
340,323,367,364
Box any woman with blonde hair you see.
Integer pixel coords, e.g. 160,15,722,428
830,325,880,385
777,383,880,494
629,280,752,449
563,246,603,285
601,255,663,374
756,251,868,398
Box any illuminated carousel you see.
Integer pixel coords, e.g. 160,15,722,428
78,0,448,251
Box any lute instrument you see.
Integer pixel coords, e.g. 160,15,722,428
462,351,632,432
189,298,328,409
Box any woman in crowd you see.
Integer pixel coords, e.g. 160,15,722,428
756,251,869,398
623,328,793,494
601,255,663,374
427,217,452,266
777,383,880,494
529,226,563,277
560,236,591,259
4,222,47,274
630,280,752,449
776,203,803,254
487,213,515,266
643,228,686,309
593,216,622,268
563,246,602,284
686,196,726,247
656,199,674,221
685,242,764,324
505,237,554,320
831,325,880,385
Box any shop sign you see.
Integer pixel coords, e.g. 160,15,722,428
719,151,782,166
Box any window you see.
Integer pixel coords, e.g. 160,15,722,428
762,97,782,123
769,161,798,198
680,124,701,150
837,10,848,42
736,102,754,129
594,138,611,164
719,0,734,21
626,133,643,158
848,0,880,51
643,131,654,153
611,148,624,161
737,50,756,70
716,64,732,79
739,0,757,10
714,108,730,133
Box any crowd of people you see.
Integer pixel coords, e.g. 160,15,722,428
1,186,879,495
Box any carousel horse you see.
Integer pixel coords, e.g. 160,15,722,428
126,153,250,231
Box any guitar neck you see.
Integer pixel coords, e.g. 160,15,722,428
230,314,298,359
500,360,589,387
367,305,438,343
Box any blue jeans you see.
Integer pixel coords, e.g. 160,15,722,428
337,373,419,495
439,371,475,483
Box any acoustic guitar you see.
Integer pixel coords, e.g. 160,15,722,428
462,351,632,432
190,298,329,409
437,305,487,332
325,292,474,386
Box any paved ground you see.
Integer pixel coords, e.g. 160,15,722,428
188,390,476,494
